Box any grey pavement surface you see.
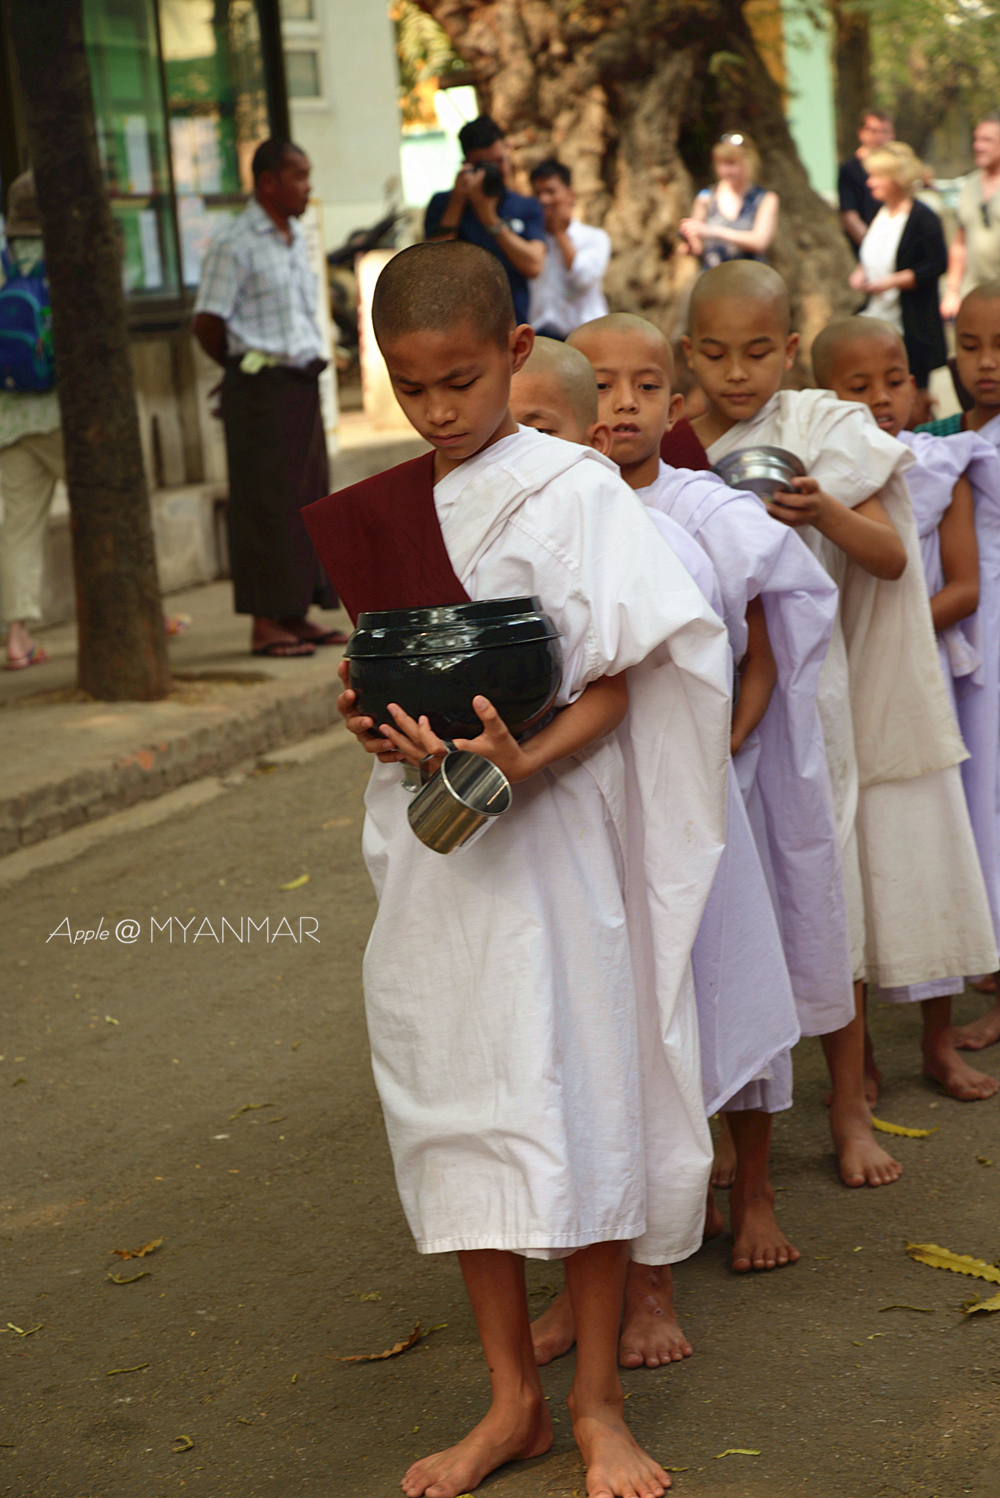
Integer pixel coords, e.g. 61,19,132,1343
2,739,1000,1498
0,580,352,855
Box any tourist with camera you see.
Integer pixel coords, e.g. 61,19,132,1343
424,115,545,322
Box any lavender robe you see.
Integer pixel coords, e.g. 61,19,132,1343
896,430,1000,965
648,506,802,1112
639,462,854,1039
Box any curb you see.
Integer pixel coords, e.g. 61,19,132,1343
0,674,344,857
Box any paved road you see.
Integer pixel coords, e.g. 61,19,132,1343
3,740,1000,1498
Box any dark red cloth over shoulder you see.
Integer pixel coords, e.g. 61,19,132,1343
660,417,712,472
301,450,470,624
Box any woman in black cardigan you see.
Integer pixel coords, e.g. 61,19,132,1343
849,141,947,412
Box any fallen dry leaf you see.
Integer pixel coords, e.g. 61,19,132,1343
106,1363,149,1376
173,1434,194,1453
278,873,309,891
715,1449,761,1458
963,1291,1000,1315
976,1156,993,1166
906,1243,1000,1284
111,1239,163,1261
104,1016,119,1026
108,1270,150,1285
336,1322,446,1363
871,1118,938,1138
227,1102,275,1122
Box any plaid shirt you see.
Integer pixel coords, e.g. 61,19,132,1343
194,199,323,365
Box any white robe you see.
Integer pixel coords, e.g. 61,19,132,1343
360,428,731,1264
708,392,997,990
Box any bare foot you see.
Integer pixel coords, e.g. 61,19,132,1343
401,1393,552,1497
570,1395,670,1498
703,1187,725,1240
530,1288,575,1365
829,1098,902,1188
923,1031,1000,1100
729,1184,801,1273
710,1115,736,1187
618,1263,692,1369
970,974,998,994
953,1002,1000,1052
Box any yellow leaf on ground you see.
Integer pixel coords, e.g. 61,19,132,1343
111,1239,163,1260
278,873,309,891
336,1322,445,1363
871,1118,938,1138
228,1102,275,1122
107,1270,150,1285
715,1449,761,1458
964,1291,1000,1315
106,1363,149,1376
906,1243,1000,1285
173,1434,194,1452
976,1156,993,1166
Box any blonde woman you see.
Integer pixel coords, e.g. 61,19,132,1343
851,140,948,400
678,132,778,270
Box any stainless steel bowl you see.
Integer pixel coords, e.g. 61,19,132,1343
711,445,806,499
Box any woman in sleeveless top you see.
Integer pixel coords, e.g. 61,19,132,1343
678,132,779,271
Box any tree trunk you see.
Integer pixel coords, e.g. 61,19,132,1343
831,1,870,164
418,0,856,363
7,0,171,701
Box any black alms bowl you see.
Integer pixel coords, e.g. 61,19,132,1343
345,597,563,740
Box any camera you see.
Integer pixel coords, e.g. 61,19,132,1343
476,162,505,199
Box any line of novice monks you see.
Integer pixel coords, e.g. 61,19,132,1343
301,243,1000,1498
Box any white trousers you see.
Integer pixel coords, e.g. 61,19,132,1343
0,429,64,623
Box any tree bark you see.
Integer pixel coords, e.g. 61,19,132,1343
7,0,171,701
418,0,856,363
831,1,871,164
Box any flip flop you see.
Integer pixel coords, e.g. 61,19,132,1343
304,629,351,645
5,644,50,671
251,640,316,658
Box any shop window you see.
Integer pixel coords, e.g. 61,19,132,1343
83,0,179,295
82,0,273,305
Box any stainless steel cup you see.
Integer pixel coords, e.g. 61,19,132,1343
407,748,513,854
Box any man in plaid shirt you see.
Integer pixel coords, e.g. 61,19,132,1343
194,139,345,656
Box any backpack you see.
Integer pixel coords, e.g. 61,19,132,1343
0,244,55,392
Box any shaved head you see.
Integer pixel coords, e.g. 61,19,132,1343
569,312,674,376
690,260,791,337
372,240,516,352
958,279,1000,327
812,316,907,388
512,337,599,429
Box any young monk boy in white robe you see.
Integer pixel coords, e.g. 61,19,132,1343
811,316,1000,1098
509,337,802,1373
305,241,732,1498
570,313,850,1256
683,262,997,1183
